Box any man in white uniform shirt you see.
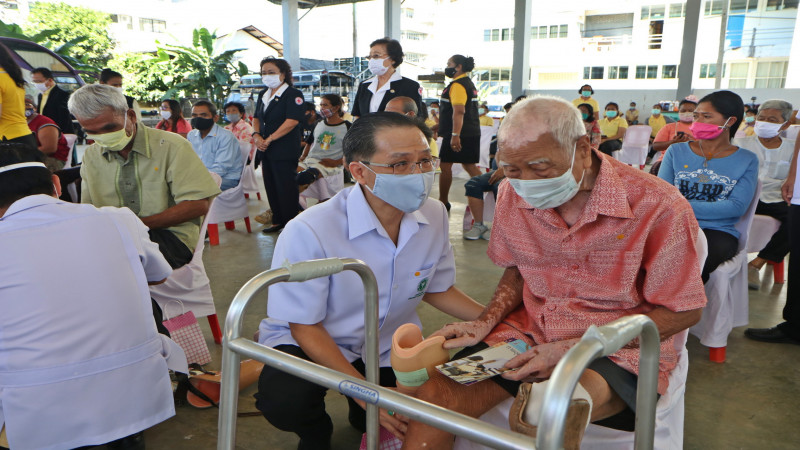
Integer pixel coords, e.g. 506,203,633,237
732,99,796,290
0,144,187,450
255,113,484,449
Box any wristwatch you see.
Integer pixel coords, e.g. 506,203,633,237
451,133,460,137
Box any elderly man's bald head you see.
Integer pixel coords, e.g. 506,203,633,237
498,96,586,160
385,96,419,117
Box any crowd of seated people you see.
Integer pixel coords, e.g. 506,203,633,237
5,27,800,449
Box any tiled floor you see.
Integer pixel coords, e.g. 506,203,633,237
144,176,800,450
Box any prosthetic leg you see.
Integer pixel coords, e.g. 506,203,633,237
390,323,450,396
508,381,593,450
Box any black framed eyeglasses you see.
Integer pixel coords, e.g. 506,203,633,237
361,157,440,175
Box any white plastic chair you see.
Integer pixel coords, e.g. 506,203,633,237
239,141,262,200
690,180,762,362
150,194,223,344
746,215,785,284
479,126,494,170
206,145,252,246
453,231,707,450
299,169,344,209
62,134,79,202
617,125,652,168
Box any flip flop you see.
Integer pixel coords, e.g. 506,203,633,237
186,360,264,409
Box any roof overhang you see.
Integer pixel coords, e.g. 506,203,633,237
267,0,372,8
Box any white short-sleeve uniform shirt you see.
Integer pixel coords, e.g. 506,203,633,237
0,195,186,450
259,185,455,366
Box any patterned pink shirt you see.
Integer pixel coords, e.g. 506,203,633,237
225,119,254,146
486,151,707,394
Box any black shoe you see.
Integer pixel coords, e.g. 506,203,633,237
744,326,800,344
443,202,451,213
106,432,145,450
261,224,284,234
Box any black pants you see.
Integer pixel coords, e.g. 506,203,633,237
754,201,790,262
3,132,37,150
599,139,622,156
778,205,800,340
702,228,739,283
254,345,397,441
147,229,193,337
262,158,300,226
53,166,82,202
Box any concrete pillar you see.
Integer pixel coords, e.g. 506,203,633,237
384,0,401,40
282,0,300,70
677,0,702,99
511,0,532,98
785,9,800,89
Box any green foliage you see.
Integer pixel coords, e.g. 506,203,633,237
23,2,115,72
108,52,171,104
0,19,95,73
154,27,248,106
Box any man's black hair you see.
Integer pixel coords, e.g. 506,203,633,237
31,67,53,80
0,142,52,209
343,112,429,164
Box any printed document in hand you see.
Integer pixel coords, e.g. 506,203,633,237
436,339,530,385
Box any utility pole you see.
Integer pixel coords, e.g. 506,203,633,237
714,0,729,89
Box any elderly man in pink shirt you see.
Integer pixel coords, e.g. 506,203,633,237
402,96,707,448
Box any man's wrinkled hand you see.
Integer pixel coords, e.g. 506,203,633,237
488,167,505,185
430,320,494,350
501,339,579,382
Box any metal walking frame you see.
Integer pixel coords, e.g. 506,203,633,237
217,257,661,450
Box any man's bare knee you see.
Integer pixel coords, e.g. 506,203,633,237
579,369,626,421
416,372,460,410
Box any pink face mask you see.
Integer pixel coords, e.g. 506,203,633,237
690,117,732,140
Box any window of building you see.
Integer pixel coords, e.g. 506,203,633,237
402,31,428,41
111,13,133,30
608,66,629,79
699,63,717,78
649,20,664,49
140,18,166,33
583,66,604,79
405,52,425,63
491,29,500,41
728,62,748,88
402,8,414,18
477,68,512,82
635,65,658,79
766,0,799,10
729,0,757,13
484,29,492,41
669,3,686,18
704,0,723,16
584,14,634,37
754,61,788,88
662,65,677,78
502,28,512,41
559,24,568,38
539,26,548,39
549,25,559,38
641,4,666,20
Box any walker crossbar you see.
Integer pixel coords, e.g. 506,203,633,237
536,315,661,450
217,258,660,450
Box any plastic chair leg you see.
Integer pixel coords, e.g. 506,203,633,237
208,223,219,246
244,216,252,233
224,221,236,230
772,260,785,284
257,192,262,200
208,313,222,345
244,193,250,199
709,347,726,363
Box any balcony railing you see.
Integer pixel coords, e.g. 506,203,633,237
582,35,633,52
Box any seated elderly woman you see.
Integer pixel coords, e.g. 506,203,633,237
658,90,759,283
24,95,71,171
402,96,706,449
731,99,796,288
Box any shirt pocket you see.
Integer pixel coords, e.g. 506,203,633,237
583,250,642,306
772,161,791,180
407,265,436,300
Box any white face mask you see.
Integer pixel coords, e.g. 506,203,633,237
507,145,585,210
34,82,48,93
753,120,785,139
160,110,172,120
679,112,694,123
368,57,389,77
262,74,283,89
362,164,435,213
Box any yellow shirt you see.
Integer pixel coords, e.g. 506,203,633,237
428,137,438,158
479,115,495,126
598,116,628,139
743,125,755,136
448,74,468,106
648,114,667,137
0,71,32,140
39,84,54,112
572,97,599,114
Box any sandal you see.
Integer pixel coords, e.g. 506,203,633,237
184,360,265,409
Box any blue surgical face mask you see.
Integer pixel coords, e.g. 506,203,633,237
507,144,585,210
362,164,435,213
605,110,618,118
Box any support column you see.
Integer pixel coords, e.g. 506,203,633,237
714,0,729,89
384,0,401,40
511,0,532,99
677,0,702,99
282,0,300,70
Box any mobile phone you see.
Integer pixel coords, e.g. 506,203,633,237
676,132,685,138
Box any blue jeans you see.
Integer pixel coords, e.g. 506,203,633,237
220,177,239,191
